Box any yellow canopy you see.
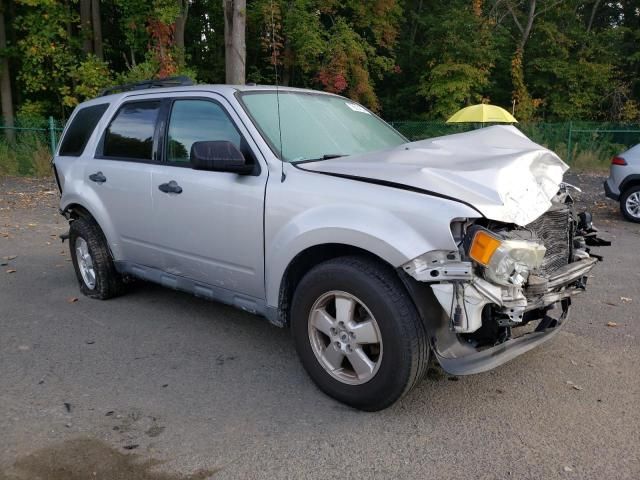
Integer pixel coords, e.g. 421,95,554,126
446,104,518,123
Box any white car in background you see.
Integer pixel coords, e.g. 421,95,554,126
605,144,640,222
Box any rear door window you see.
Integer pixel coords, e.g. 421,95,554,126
58,103,109,156
103,101,161,160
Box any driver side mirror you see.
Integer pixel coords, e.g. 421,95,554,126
190,140,253,174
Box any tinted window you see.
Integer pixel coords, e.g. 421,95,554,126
59,103,109,156
166,100,242,163
103,101,160,160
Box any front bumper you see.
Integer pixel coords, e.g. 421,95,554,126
403,257,597,376
436,300,570,375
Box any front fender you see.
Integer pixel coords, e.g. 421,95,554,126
266,204,448,307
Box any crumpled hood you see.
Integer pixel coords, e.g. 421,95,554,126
299,125,569,226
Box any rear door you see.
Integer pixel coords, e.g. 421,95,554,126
86,99,162,267
151,95,268,300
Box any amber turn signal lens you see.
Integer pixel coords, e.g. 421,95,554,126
469,230,502,266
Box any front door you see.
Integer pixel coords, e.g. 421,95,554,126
151,97,267,300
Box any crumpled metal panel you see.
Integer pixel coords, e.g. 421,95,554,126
301,125,569,226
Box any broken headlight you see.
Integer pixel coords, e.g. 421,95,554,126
466,228,546,287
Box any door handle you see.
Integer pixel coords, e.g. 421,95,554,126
158,180,183,194
89,171,107,184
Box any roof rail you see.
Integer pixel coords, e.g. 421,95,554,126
99,76,194,97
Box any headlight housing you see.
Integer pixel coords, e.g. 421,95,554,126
468,229,546,287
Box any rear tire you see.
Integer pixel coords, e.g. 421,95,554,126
620,185,640,223
290,256,429,411
69,216,125,299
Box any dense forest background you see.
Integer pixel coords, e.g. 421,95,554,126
0,0,638,126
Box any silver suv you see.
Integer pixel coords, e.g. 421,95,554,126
52,80,606,411
604,144,640,222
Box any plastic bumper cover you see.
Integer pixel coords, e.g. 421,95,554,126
604,179,619,201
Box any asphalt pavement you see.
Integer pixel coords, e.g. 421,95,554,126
0,172,638,479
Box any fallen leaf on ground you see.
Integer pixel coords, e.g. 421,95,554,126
607,321,618,327
603,301,617,307
620,297,632,303
572,385,583,391
67,297,79,303
6,269,16,274
564,466,574,472
4,255,16,260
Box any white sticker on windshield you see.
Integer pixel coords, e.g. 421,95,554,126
345,102,371,114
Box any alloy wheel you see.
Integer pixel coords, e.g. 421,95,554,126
307,290,383,385
75,237,96,290
625,191,640,219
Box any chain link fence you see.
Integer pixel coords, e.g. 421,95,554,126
1,118,639,175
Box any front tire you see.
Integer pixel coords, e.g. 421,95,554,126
291,256,429,411
620,185,640,223
69,217,125,299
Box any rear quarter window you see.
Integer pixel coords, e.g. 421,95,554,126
58,103,109,156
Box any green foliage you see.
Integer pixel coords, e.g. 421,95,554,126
415,1,496,119
247,0,401,110
116,52,197,84
15,0,78,112
63,56,113,107
0,131,51,176
1,0,639,123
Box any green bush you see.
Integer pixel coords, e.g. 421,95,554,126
0,130,53,177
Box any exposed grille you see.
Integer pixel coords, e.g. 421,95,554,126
526,207,572,276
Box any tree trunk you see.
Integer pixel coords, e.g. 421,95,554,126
408,0,423,57
175,0,188,51
0,0,15,143
587,0,601,32
224,0,246,85
80,0,92,55
91,0,103,60
519,0,536,50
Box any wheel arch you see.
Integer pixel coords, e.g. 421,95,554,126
273,244,390,327
619,174,640,194
62,201,120,260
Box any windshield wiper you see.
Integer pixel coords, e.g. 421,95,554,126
296,153,346,163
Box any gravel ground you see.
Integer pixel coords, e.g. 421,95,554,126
0,172,639,480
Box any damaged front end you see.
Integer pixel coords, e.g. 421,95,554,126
402,186,609,375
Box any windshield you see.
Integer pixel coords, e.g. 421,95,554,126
238,91,407,163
